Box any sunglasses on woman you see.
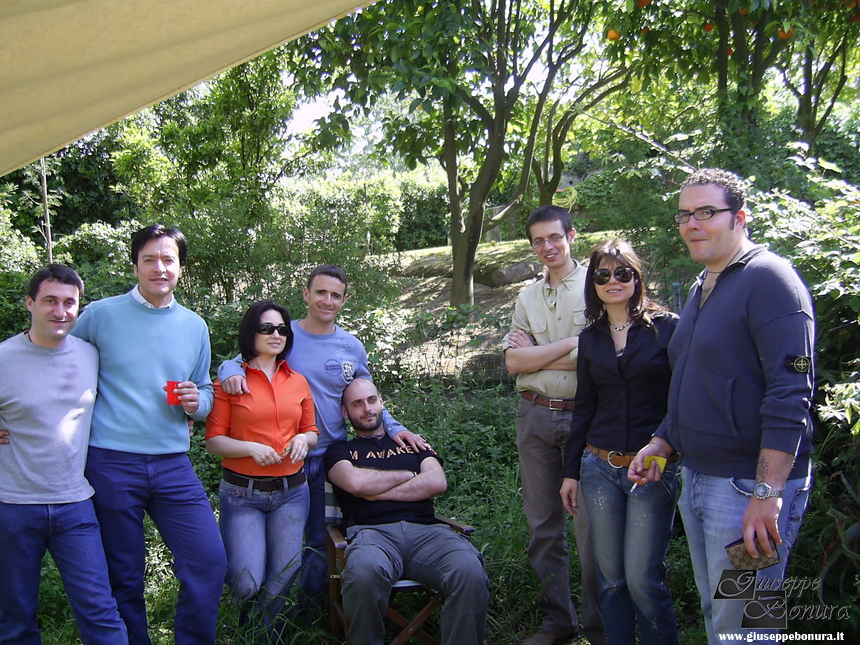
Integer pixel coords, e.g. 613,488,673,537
593,267,635,285
256,323,289,336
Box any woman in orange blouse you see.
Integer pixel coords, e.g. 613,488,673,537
206,300,318,624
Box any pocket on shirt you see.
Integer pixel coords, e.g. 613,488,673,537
677,366,739,437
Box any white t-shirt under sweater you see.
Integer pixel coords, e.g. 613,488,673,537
0,333,99,504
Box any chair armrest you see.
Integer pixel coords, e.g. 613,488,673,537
327,524,348,550
436,516,475,537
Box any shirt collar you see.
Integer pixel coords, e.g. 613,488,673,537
542,262,580,292
130,284,175,309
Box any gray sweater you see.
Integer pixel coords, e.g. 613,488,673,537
0,333,99,503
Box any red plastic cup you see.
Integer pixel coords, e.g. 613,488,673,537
166,381,181,405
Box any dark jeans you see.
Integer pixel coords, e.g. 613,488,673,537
86,448,227,645
0,499,128,645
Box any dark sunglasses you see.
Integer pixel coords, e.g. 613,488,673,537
257,323,289,336
593,267,635,285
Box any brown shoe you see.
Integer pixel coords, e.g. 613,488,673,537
521,629,580,645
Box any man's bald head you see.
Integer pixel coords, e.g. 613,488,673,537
341,378,384,435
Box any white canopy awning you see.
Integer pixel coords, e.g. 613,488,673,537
0,0,371,177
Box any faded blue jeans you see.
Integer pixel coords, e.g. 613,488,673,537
0,499,128,645
219,476,309,621
579,450,680,645
678,465,813,645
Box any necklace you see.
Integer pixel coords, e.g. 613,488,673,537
705,245,745,277
609,319,633,332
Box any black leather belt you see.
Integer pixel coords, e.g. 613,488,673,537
222,468,306,492
521,390,575,411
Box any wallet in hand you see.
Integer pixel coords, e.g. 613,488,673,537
725,536,780,570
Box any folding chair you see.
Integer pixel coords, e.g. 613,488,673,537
324,484,475,645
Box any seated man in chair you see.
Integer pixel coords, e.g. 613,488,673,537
324,378,489,645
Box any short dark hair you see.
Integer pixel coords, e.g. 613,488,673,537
130,224,188,266
306,264,348,295
27,265,84,300
524,205,574,243
680,168,747,213
584,239,665,326
238,300,294,362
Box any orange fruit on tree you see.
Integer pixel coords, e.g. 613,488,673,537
727,47,734,56
636,0,652,7
778,27,794,39
740,6,749,15
607,29,620,40
704,23,715,32
846,0,857,9
641,26,650,34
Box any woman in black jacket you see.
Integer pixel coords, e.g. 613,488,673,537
559,239,680,645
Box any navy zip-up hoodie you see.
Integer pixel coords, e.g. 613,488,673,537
655,246,815,480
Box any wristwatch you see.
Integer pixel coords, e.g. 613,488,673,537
753,482,783,500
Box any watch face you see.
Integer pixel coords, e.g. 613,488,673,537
754,482,770,498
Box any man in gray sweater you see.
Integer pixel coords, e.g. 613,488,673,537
0,265,128,645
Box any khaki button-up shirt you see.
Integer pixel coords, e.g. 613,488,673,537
502,264,588,399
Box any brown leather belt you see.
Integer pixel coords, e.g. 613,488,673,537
223,468,306,492
586,443,638,469
521,390,575,411
586,443,679,469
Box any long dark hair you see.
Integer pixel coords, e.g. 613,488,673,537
238,300,293,362
584,239,666,327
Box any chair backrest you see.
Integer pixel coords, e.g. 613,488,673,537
324,480,343,525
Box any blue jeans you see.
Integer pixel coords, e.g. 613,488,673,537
342,522,489,645
0,499,128,645
299,454,328,596
219,477,309,620
579,450,680,645
85,448,227,645
678,465,813,645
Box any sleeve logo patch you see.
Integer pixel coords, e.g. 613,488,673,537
785,356,811,373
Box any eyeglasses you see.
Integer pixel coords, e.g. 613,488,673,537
257,323,289,336
531,234,567,249
593,267,635,285
674,207,733,224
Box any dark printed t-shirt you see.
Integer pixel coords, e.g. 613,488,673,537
324,434,442,528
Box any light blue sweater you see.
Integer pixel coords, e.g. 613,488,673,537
72,292,213,454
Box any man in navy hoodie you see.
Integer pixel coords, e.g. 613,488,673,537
629,169,815,644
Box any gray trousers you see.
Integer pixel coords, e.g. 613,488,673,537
342,521,489,645
517,397,604,644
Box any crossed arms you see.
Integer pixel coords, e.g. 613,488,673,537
327,454,447,502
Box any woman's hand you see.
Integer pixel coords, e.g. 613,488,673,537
284,434,309,464
560,478,580,516
627,437,673,487
247,442,283,467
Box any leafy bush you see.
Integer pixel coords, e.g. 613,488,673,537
394,175,449,251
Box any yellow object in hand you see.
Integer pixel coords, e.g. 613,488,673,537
643,455,667,473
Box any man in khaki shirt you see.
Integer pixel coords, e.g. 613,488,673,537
503,205,603,645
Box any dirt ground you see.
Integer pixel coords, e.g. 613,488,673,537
390,274,530,380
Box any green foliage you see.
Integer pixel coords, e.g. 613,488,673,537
395,175,449,251
0,271,30,341
0,187,40,273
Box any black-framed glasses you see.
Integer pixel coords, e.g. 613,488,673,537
674,207,733,224
257,323,289,336
593,267,635,285
531,234,566,249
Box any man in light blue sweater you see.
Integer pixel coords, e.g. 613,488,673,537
73,225,226,645
0,265,128,645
